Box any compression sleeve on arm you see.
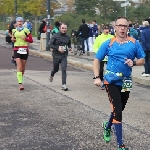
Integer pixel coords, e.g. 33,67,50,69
25,33,33,43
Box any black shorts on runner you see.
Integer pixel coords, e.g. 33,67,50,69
14,50,29,60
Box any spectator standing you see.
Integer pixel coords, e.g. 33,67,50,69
88,20,94,52
77,19,90,56
39,18,46,33
23,20,27,28
109,21,115,35
9,20,17,65
26,20,32,32
37,18,46,40
141,21,150,77
92,20,98,39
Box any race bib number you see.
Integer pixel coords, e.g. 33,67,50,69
121,79,132,92
17,48,27,54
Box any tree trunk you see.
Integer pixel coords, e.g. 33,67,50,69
34,16,38,36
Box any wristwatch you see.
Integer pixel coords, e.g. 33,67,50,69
93,76,100,79
133,60,136,66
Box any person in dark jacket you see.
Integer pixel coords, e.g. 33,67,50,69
39,18,46,33
9,20,17,65
49,23,72,91
141,21,150,77
77,19,90,56
37,18,46,40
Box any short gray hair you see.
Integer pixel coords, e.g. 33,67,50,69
143,21,149,27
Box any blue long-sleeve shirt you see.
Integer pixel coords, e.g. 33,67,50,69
92,24,98,37
141,26,150,51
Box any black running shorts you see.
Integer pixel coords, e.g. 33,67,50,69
14,50,29,60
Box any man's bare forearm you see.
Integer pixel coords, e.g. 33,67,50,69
93,58,100,77
135,58,145,66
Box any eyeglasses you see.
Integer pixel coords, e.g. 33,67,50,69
61,28,67,29
104,28,109,30
115,24,128,28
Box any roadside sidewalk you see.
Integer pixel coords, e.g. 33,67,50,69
29,48,150,86
0,30,150,86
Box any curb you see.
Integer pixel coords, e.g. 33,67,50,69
30,49,93,71
30,49,150,86
29,49,53,59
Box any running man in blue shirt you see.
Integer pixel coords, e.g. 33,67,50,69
93,17,145,150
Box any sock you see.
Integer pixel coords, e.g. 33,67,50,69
106,112,114,130
17,72,23,84
113,123,123,147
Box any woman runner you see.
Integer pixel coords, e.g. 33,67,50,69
11,17,33,90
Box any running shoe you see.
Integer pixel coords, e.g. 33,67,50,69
102,121,111,143
74,50,77,55
11,58,17,66
79,49,83,56
87,51,90,56
49,76,53,82
62,84,68,91
19,84,24,90
14,61,17,66
11,58,15,64
118,144,129,150
141,73,150,77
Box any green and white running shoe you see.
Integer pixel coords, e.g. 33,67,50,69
118,144,129,150
102,121,111,143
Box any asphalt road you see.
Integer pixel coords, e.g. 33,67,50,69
0,43,82,72
0,40,150,150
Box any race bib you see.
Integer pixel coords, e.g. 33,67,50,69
62,45,67,51
121,79,132,92
17,48,27,54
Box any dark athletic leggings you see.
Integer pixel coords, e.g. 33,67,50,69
105,84,130,122
51,56,67,85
